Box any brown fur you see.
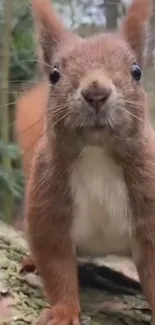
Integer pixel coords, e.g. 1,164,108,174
16,82,48,176
16,1,155,324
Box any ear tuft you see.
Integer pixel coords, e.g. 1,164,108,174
121,0,152,68
31,0,73,73
32,0,65,40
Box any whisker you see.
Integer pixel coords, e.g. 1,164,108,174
106,117,115,132
23,121,55,153
0,100,18,109
0,90,24,94
71,112,85,129
52,109,68,118
52,111,70,129
125,100,142,108
51,104,69,113
122,107,143,122
23,111,69,154
19,59,53,70
24,129,46,153
17,116,44,135
9,80,38,84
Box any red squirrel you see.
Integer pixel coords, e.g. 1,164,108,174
16,0,155,324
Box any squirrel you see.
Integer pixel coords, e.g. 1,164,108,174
16,0,155,324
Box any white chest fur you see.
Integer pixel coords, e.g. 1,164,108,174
70,146,131,257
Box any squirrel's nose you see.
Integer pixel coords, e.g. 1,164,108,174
81,81,111,113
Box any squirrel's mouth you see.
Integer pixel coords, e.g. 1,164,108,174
76,124,105,133
76,119,114,132
87,123,106,130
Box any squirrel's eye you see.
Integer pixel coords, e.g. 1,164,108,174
49,67,61,85
131,63,141,81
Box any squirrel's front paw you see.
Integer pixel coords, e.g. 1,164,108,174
35,304,82,325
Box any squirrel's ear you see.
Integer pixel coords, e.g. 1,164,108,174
121,0,152,68
31,0,74,73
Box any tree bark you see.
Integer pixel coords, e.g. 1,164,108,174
104,0,120,30
0,0,13,223
146,0,155,68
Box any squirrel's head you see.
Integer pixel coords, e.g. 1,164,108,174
32,0,152,148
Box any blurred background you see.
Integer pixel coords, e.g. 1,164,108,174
0,0,155,225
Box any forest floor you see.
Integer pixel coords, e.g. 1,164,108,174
0,221,151,325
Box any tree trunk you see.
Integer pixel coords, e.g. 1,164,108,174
104,0,120,30
0,0,13,223
146,0,155,68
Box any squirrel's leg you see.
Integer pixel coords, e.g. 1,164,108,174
132,233,155,325
26,148,80,325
